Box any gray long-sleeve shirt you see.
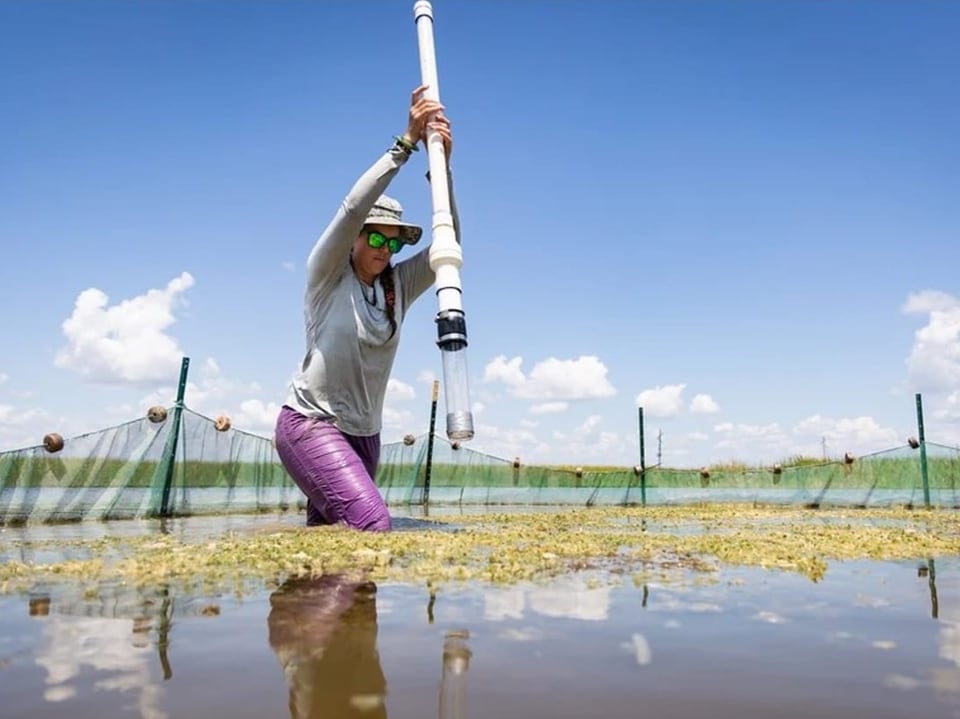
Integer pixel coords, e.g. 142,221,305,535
284,144,460,436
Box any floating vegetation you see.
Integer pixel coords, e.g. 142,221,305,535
1,504,958,595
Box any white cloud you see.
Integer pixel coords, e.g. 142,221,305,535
0,403,58,452
635,384,686,418
713,421,784,440
233,399,283,435
902,290,960,393
705,414,902,465
131,357,288,437
138,357,256,413
281,261,296,272
0,404,42,426
0,372,8,384
472,401,486,415
939,391,960,422
687,431,709,441
457,410,628,466
711,421,791,462
55,272,195,386
470,422,551,461
416,369,437,385
791,414,900,455
381,377,426,438
547,415,628,464
690,393,720,414
483,355,616,401
382,405,417,434
576,415,603,434
483,355,526,387
386,378,416,402
0,375,112,452
530,401,568,414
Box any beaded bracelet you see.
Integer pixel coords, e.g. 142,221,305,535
393,135,419,153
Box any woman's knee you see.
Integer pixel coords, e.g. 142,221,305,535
339,491,391,531
350,512,391,532
362,505,392,532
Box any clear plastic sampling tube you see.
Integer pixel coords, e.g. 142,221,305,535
414,0,475,441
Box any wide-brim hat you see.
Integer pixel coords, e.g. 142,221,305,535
364,195,423,245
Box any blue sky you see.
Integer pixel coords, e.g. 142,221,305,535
1,0,958,468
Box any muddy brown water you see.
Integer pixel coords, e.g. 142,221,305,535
0,512,958,719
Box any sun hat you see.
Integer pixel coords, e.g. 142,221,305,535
364,195,423,245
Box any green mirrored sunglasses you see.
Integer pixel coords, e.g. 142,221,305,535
366,230,404,254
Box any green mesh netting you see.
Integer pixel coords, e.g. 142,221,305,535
1,405,958,524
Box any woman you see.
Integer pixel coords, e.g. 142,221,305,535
274,85,459,531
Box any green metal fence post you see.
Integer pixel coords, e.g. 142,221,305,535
423,380,439,507
639,407,647,506
916,393,931,509
158,357,190,517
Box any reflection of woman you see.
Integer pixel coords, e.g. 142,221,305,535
268,575,387,719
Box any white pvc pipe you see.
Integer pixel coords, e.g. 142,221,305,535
414,0,474,441
414,0,462,309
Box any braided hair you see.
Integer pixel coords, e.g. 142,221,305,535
380,262,398,340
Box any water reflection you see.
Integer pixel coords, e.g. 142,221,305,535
6,555,959,719
439,629,471,719
267,574,476,719
923,558,939,619
482,574,618,622
267,575,388,719
27,585,170,718
875,558,960,697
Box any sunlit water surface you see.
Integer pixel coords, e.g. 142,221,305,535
1,512,958,719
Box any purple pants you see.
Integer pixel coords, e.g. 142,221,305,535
274,405,391,531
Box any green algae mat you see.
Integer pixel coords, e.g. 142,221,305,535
2,505,959,596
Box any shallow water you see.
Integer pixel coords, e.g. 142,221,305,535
1,541,959,718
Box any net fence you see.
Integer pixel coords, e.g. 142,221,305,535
1,405,957,523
